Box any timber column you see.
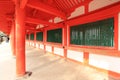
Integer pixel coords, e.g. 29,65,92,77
34,31,36,47
10,21,16,56
62,25,67,58
15,1,26,76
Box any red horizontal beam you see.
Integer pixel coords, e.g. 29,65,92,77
25,17,58,26
25,26,36,29
27,0,66,19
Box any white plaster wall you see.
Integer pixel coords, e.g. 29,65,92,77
54,47,64,56
68,6,84,19
67,0,120,19
46,45,52,52
32,43,34,46
89,54,120,73
118,12,120,50
36,43,39,48
89,0,120,11
26,41,29,45
67,50,84,62
30,42,32,46
40,44,44,49
27,42,29,45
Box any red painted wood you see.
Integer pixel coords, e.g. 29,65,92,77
66,2,120,51
62,24,67,58
67,2,120,26
34,31,36,47
43,29,47,52
15,3,26,76
67,25,70,46
84,52,89,65
20,0,28,9
26,17,58,26
27,0,66,19
114,14,118,50
84,3,89,14
28,33,30,46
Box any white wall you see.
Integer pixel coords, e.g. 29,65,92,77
67,50,84,62
32,42,34,46
40,44,44,49
89,0,120,12
68,0,120,19
54,47,64,56
89,53,120,73
46,45,52,52
68,6,84,19
30,42,32,46
26,41,29,45
36,43,39,48
54,17,63,23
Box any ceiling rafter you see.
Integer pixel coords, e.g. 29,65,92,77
27,0,66,20
54,0,64,11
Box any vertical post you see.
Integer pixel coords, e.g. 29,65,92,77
67,25,70,47
15,2,26,76
84,52,89,65
34,31,36,47
84,3,89,14
43,29,47,52
118,13,120,50
62,24,67,58
28,33,30,46
10,21,16,56
114,14,118,50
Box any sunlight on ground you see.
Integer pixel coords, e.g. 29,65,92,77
0,41,12,62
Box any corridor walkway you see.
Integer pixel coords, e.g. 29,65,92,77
0,42,114,80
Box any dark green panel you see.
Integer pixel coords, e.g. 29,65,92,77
47,28,62,43
70,17,114,47
36,32,43,41
30,33,34,40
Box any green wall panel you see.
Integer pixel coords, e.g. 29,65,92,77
30,33,34,40
70,17,114,47
36,32,43,41
47,28,62,43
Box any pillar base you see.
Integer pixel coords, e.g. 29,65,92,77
16,71,32,80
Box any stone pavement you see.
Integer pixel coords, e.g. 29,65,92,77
0,42,115,80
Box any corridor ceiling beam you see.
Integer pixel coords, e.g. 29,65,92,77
27,0,66,19
25,17,58,26
20,0,28,8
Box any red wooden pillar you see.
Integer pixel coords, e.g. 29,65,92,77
67,25,70,46
84,52,89,65
34,31,36,47
10,21,16,56
15,2,26,76
84,4,89,14
28,33,30,46
43,29,47,52
62,24,67,58
114,14,118,50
